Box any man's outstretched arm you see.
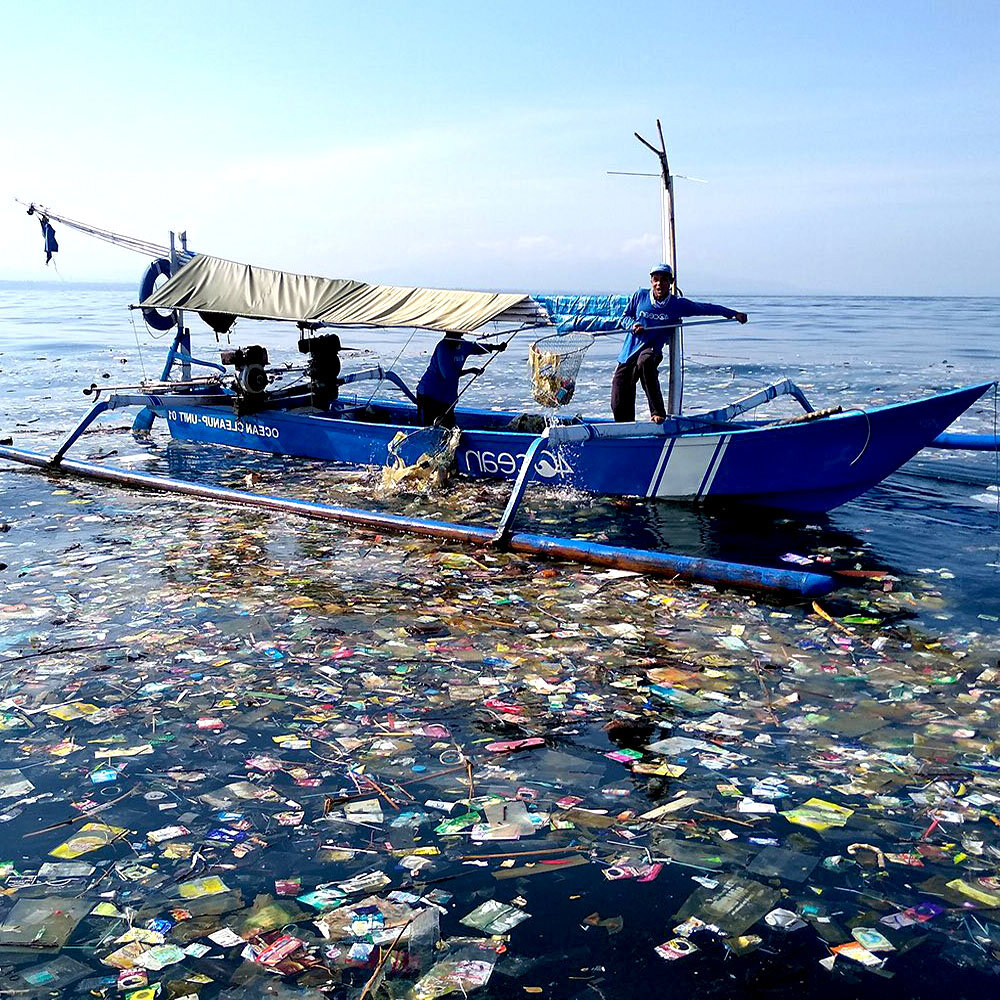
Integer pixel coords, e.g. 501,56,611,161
676,297,748,324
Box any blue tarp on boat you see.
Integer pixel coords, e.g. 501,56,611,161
532,294,629,333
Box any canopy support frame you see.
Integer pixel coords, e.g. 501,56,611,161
134,229,193,433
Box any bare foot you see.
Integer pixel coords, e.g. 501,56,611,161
650,415,665,424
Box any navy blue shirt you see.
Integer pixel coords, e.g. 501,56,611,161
617,290,738,363
417,338,489,402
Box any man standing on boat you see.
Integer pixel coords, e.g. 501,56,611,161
416,331,506,427
612,265,747,423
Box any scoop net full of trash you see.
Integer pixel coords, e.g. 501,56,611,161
528,332,594,408
378,425,463,495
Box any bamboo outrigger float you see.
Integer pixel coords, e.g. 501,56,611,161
0,444,840,596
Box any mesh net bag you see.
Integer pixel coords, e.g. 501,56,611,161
377,426,462,496
528,332,594,407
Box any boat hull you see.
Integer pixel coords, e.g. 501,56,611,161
153,382,992,512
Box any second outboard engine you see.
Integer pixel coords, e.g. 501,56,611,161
220,345,270,415
298,333,341,410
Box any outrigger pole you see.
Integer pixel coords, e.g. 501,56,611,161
0,443,837,596
633,120,684,415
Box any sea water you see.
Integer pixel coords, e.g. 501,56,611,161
1,283,997,628
0,283,999,999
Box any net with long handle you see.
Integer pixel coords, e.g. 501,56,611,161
528,333,594,407
377,426,462,495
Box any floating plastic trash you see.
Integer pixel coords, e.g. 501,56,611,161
528,332,594,407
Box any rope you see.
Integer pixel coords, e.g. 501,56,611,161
683,354,736,392
687,352,754,362
362,326,421,408
843,407,873,467
142,314,176,340
16,200,183,260
445,324,537,418
128,311,148,383
377,324,535,459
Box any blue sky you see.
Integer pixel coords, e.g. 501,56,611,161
1,1,997,294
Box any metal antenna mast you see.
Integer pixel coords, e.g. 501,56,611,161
633,120,684,414
633,120,676,279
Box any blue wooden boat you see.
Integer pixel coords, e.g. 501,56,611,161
131,376,990,514
14,164,996,523
6,163,996,593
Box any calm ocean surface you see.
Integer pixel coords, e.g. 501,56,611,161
1,283,998,629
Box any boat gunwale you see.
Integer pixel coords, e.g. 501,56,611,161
152,380,995,444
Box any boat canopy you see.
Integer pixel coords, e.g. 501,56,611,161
138,254,551,334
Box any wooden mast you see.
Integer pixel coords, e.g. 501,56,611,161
634,120,683,413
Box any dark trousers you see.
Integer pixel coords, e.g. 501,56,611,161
611,347,666,421
416,393,456,428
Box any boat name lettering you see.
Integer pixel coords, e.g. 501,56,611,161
166,410,279,439
461,447,573,479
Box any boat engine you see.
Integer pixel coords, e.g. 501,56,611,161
220,345,270,415
298,333,341,410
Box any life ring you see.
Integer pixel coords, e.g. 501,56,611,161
139,258,177,331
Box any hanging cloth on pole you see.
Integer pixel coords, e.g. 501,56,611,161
39,215,59,264
27,205,59,264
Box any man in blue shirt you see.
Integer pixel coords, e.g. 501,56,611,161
612,264,747,423
416,331,506,427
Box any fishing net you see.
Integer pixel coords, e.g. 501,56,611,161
377,426,462,495
528,333,594,408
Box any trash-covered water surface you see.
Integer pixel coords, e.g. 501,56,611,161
2,287,1000,997
1,469,1000,1000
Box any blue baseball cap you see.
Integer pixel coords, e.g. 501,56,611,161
650,263,674,277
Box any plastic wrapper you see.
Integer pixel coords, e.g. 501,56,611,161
674,877,781,937
460,899,530,934
0,897,93,951
410,938,499,1000
0,955,92,997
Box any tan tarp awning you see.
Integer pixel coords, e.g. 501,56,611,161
138,255,549,333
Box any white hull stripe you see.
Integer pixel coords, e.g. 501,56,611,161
647,434,731,499
645,438,676,497
696,434,730,498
